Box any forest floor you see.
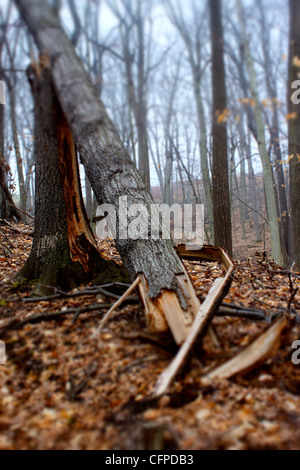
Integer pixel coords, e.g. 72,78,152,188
0,226,300,450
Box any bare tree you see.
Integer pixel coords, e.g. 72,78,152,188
288,0,300,269
256,0,289,252
210,0,232,256
108,0,151,189
236,0,285,265
165,0,214,240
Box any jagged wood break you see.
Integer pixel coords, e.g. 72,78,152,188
18,57,128,290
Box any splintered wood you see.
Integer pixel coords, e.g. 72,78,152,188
138,269,201,346
199,315,288,387
139,244,234,347
152,244,234,397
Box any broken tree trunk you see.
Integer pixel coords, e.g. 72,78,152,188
15,0,205,343
18,57,128,290
154,245,234,397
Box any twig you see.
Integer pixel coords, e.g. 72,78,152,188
67,361,98,401
3,283,136,304
0,241,13,256
267,270,300,280
288,273,299,311
22,287,121,303
96,276,141,335
7,202,34,220
198,295,266,317
0,219,33,236
216,307,267,321
120,355,158,375
250,278,267,289
0,303,113,333
0,227,14,248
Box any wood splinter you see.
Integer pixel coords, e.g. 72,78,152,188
96,276,141,335
198,315,288,389
152,245,234,397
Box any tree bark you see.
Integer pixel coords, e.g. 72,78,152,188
18,58,128,290
210,0,233,257
288,0,300,270
6,78,27,214
166,0,214,241
0,99,6,219
236,0,285,265
256,0,289,252
120,5,151,190
15,0,194,305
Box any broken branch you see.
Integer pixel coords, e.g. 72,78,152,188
199,316,288,388
96,276,141,335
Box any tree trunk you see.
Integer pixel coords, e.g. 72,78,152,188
121,11,150,190
15,0,201,335
257,0,289,253
194,80,214,240
210,0,233,257
242,123,262,242
288,0,300,270
18,59,128,290
0,98,6,219
7,80,27,214
236,0,285,265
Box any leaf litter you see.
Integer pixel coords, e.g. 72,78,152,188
0,228,300,450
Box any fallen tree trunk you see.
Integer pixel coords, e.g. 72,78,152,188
15,0,205,343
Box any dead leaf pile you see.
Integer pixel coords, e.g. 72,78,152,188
0,230,300,450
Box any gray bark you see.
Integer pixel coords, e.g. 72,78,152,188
210,0,233,257
288,0,300,269
236,0,284,265
0,100,6,219
165,0,214,239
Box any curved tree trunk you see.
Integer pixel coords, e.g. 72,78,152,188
18,59,128,290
